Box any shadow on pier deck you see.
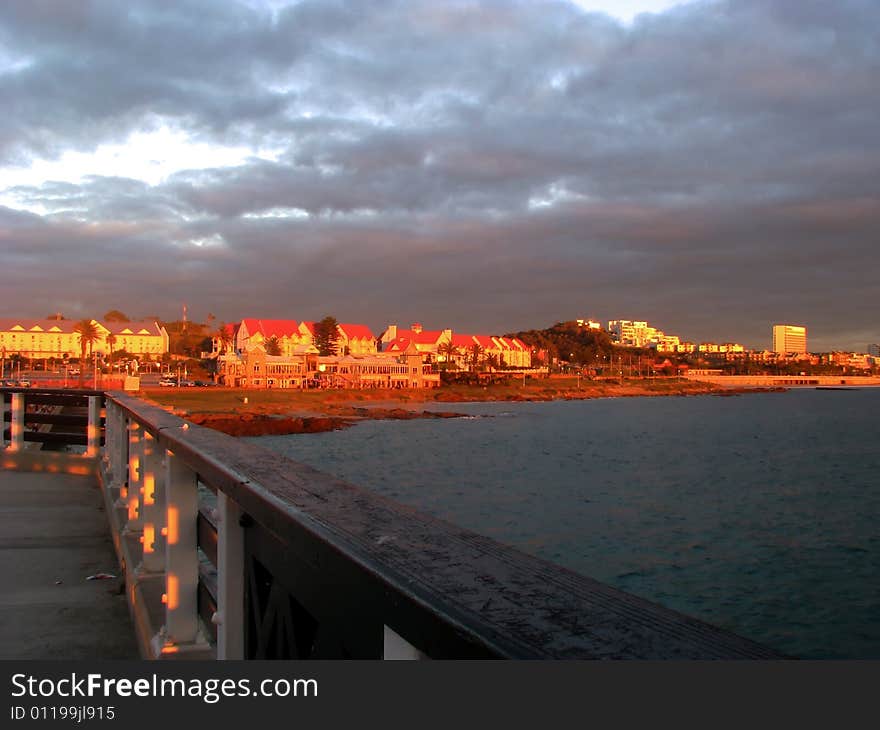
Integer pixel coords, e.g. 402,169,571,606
0,470,138,659
2,386,788,661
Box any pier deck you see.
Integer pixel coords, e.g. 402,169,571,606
0,470,137,659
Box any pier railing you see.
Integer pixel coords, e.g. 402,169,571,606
3,387,787,659
1,386,103,474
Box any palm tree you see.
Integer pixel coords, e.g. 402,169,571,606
437,341,460,370
215,323,233,354
73,319,100,388
469,343,484,372
106,333,117,363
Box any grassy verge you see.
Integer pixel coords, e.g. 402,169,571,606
140,377,730,417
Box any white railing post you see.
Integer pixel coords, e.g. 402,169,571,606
163,449,200,644
101,400,114,469
124,421,144,532
9,392,24,451
139,431,165,574
215,492,245,659
112,405,129,490
383,626,428,660
87,395,101,457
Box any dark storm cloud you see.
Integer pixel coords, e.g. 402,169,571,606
1,0,878,350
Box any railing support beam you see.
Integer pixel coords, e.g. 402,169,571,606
86,395,101,457
9,392,24,451
163,450,200,644
139,432,165,574
215,492,245,660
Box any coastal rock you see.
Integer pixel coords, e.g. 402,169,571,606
187,413,353,436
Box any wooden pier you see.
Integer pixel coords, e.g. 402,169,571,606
2,386,788,660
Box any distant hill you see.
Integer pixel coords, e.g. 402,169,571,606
505,320,638,365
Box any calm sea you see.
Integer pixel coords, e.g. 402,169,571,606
250,389,880,659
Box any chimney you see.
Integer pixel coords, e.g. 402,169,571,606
411,322,422,334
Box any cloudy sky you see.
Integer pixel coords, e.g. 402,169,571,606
1,0,877,351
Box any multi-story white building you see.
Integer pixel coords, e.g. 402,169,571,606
0,318,168,361
607,319,682,350
772,324,807,354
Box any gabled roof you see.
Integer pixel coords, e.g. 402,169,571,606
0,318,85,335
472,335,497,349
384,337,412,352
104,322,159,336
382,338,419,355
240,318,301,339
338,323,375,341
451,333,477,348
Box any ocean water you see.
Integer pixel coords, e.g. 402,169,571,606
250,389,880,659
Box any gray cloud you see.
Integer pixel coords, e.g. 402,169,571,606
1,0,878,351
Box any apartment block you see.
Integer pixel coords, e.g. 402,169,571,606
772,324,807,354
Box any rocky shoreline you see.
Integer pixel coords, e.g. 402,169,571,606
166,383,786,437
187,407,470,437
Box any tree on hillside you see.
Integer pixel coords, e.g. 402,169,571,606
104,309,129,322
313,316,339,356
508,320,619,371
73,319,101,388
215,323,234,354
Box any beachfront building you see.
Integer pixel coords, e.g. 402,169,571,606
316,342,440,389
772,324,807,355
216,342,319,388
0,317,168,363
336,323,378,356
234,318,376,357
380,323,531,369
380,323,452,361
234,319,313,357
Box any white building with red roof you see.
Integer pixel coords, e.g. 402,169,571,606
336,323,377,356
235,318,377,357
380,322,531,370
235,318,312,357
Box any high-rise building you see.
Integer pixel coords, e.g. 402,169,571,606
772,324,807,354
868,344,880,357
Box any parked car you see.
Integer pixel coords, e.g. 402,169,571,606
158,378,177,387
16,379,31,388
180,380,197,387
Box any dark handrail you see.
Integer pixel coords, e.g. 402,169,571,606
106,390,786,659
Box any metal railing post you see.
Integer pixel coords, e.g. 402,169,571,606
139,431,165,573
9,392,24,451
215,492,245,660
163,449,200,644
